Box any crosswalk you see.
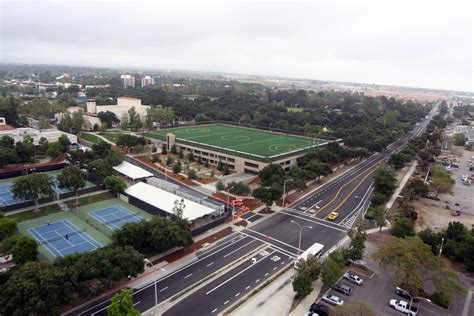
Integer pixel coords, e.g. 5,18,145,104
339,212,359,228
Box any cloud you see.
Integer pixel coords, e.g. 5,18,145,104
1,0,472,91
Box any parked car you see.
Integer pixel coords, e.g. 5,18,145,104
310,304,329,316
343,272,364,285
389,299,418,316
321,294,344,306
331,283,352,295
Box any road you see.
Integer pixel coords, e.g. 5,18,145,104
66,107,437,316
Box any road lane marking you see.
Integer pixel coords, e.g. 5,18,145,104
280,210,348,232
241,232,297,258
246,285,251,290
265,273,269,277
246,228,300,251
212,308,217,313
322,166,377,220
339,186,373,225
206,262,214,267
224,300,229,305
255,279,260,283
235,292,240,297
159,286,168,292
205,249,276,295
223,240,256,258
273,267,277,270
184,273,192,279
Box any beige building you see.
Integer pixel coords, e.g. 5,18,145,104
86,97,150,120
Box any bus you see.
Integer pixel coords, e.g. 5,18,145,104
294,242,324,269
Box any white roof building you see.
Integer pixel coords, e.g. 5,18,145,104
86,97,150,121
125,182,217,221
113,161,153,180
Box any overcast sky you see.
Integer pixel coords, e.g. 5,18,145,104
1,0,472,91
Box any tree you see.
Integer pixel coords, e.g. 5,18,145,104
58,110,84,134
373,236,464,296
88,159,113,179
430,165,455,197
346,222,367,262
321,251,345,286
0,262,75,316
252,185,282,207
373,165,397,198
187,168,198,180
0,146,18,167
2,235,38,264
46,141,62,158
372,205,387,231
329,301,376,316
11,173,54,211
92,140,112,158
107,288,140,316
98,111,120,128
115,134,146,148
0,215,18,240
0,135,15,148
215,179,225,192
104,175,127,196
188,151,195,162
171,144,177,155
392,217,415,238
172,198,186,219
15,137,35,163
217,160,224,171
292,270,313,298
259,164,285,186
106,149,125,167
296,255,321,281
453,133,466,146
161,143,167,154
127,107,142,131
145,106,174,128
227,181,251,196
172,161,182,174
37,137,49,155
58,166,87,212
57,134,71,152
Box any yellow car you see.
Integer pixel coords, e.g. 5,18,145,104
327,211,339,221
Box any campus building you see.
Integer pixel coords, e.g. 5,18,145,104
141,75,154,87
120,75,135,88
147,124,337,173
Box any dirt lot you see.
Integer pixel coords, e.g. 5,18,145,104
414,198,474,232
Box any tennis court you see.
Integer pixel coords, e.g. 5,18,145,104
0,172,95,206
28,219,101,258
146,124,326,158
90,205,142,230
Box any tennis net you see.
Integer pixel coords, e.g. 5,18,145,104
39,227,87,245
103,211,141,226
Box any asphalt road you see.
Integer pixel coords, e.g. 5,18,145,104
68,107,437,315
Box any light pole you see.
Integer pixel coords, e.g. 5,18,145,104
269,122,273,132
290,220,312,256
439,237,445,257
282,179,293,208
409,295,431,311
226,185,235,219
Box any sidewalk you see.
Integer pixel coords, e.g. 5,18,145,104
230,268,324,316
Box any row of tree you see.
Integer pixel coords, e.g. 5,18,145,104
0,246,144,316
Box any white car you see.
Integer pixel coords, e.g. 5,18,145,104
321,294,344,306
343,272,364,285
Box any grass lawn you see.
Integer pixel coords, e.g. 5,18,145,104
287,107,304,113
79,132,101,144
99,132,124,143
146,124,325,158
8,204,62,222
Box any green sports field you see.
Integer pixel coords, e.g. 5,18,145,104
146,124,326,158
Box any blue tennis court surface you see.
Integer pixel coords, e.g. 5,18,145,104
28,220,101,258
0,177,70,206
90,205,142,230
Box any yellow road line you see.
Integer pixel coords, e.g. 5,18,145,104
314,161,381,217
323,164,379,220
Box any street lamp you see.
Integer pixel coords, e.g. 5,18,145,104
226,185,235,219
290,220,312,256
439,237,445,257
408,295,431,312
282,179,294,208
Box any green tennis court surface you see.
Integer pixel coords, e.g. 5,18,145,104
147,124,325,158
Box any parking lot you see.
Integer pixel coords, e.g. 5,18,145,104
317,256,448,315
